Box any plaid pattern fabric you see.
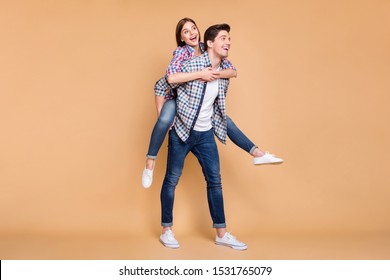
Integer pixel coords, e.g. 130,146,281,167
154,76,171,98
167,43,205,75
174,51,230,144
154,43,235,100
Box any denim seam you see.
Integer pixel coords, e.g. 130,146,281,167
146,155,157,159
249,145,258,155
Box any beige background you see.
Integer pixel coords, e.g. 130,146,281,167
1,0,389,259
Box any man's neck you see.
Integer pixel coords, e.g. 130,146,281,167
207,51,222,70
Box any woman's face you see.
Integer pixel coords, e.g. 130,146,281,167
180,21,199,47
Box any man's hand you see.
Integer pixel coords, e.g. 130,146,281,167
199,67,220,82
169,116,176,130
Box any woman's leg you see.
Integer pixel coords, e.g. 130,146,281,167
226,115,283,165
146,99,176,159
226,115,264,157
142,99,176,188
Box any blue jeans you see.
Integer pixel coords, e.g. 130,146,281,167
146,99,257,158
226,116,258,154
160,128,226,228
146,99,177,159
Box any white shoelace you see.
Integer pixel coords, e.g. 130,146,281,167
224,232,237,241
163,231,176,241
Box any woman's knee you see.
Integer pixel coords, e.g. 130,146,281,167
159,101,176,126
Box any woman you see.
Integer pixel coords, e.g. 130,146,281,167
142,18,282,188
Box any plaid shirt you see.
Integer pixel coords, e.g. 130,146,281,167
174,51,230,144
154,43,235,100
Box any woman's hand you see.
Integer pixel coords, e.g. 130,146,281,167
199,67,220,82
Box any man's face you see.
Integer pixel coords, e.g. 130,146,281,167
208,30,231,59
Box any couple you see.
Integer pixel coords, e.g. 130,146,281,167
143,18,283,250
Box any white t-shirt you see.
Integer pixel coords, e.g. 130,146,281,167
194,78,219,131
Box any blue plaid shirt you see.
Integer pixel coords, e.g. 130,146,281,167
154,43,235,100
173,51,230,144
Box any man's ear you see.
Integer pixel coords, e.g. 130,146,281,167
207,40,213,49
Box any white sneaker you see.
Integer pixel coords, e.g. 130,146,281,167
142,168,153,188
160,230,180,249
215,232,247,250
253,151,283,165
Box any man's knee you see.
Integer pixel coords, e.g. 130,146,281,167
164,169,182,187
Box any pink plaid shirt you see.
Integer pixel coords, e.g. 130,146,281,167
154,43,236,99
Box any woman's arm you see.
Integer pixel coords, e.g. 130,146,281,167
219,68,237,79
219,58,238,78
155,95,165,116
167,71,202,84
154,76,171,116
167,67,220,84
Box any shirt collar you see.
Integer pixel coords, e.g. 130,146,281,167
184,42,205,54
202,51,228,70
202,51,212,67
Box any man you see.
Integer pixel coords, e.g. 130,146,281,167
159,24,247,250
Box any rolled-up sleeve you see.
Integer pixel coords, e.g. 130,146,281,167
154,76,170,96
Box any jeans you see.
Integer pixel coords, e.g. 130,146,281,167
146,99,257,158
146,99,176,158
160,128,226,228
226,116,257,154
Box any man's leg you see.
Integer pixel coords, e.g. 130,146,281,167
191,129,226,228
159,128,191,249
191,129,247,250
160,128,191,228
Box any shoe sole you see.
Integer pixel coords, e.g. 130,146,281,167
160,239,180,249
254,161,283,165
215,241,247,250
